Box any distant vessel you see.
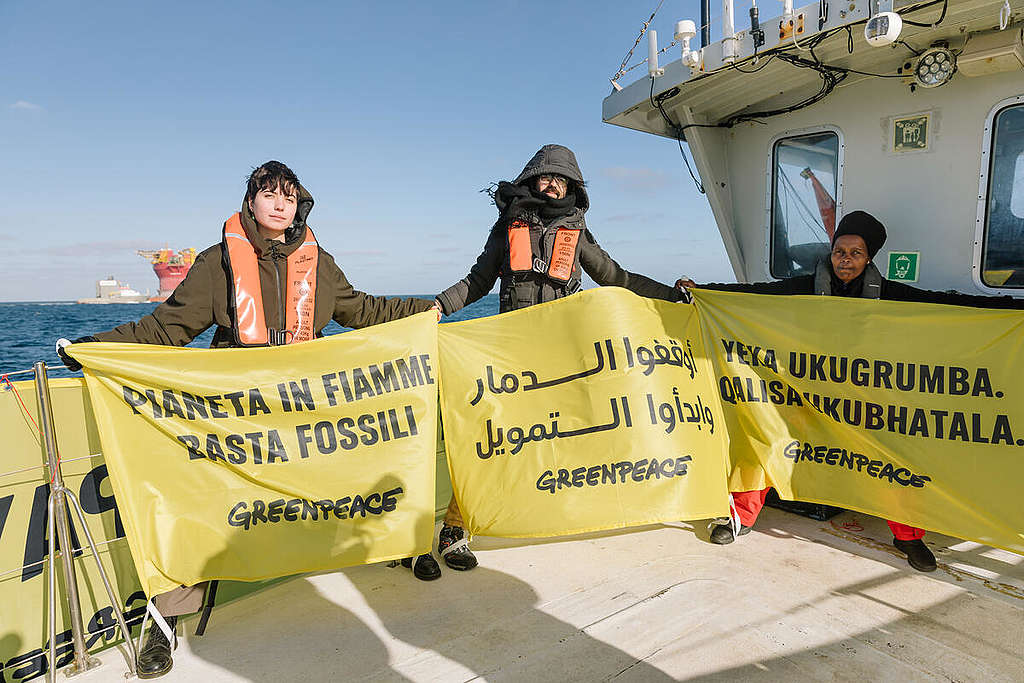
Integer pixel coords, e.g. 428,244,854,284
138,247,196,302
77,277,149,304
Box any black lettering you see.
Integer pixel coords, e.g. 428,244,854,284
162,390,186,419
122,386,147,415
369,362,400,394
225,434,247,464
181,392,209,419
249,388,271,415
267,499,285,522
337,417,359,449
396,356,424,388
207,395,228,418
224,390,246,415
227,502,251,530
177,434,204,460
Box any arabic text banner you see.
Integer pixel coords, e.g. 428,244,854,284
693,289,1024,553
438,288,731,537
71,313,439,597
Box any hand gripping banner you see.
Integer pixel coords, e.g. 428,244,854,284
693,289,1024,553
71,312,438,597
438,288,731,537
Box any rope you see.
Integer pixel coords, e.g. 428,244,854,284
1,373,61,483
611,5,725,82
0,453,104,480
0,536,126,580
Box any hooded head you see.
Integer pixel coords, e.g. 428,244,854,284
241,160,315,244
511,144,589,212
832,210,886,258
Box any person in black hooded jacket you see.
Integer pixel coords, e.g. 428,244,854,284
677,210,1024,573
433,144,684,571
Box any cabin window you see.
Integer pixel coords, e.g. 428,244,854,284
981,103,1024,287
770,131,840,279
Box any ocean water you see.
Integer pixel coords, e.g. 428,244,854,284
0,294,499,380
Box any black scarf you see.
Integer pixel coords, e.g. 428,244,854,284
830,268,865,298
528,188,577,222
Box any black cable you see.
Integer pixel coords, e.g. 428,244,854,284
896,39,923,56
901,0,948,28
649,79,706,194
728,53,778,74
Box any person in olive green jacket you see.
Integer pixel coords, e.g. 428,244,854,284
57,160,437,679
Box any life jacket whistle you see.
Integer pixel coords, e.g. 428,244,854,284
222,213,319,346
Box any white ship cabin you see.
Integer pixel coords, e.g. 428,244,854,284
603,0,1024,295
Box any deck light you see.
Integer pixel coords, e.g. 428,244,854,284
914,47,957,88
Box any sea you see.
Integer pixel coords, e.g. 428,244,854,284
0,294,499,381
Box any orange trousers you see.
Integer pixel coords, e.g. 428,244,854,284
731,488,925,540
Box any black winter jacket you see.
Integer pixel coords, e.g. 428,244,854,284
436,144,682,315
696,261,1024,309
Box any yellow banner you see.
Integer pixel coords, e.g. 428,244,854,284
71,312,439,597
693,289,1024,553
438,288,731,537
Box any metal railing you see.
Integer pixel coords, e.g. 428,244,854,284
25,362,139,681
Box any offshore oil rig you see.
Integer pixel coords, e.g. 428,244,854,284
137,247,196,302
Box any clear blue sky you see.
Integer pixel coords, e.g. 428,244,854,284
0,1,734,301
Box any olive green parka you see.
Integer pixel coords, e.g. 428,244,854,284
96,186,432,347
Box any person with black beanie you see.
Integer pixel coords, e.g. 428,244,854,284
433,144,685,573
676,210,1024,572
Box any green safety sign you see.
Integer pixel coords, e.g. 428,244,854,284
887,252,920,282
894,114,929,152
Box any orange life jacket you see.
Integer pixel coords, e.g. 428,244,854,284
507,220,582,283
222,213,319,346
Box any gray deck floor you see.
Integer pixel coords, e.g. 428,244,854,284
66,507,1024,682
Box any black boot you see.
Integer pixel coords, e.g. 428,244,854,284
400,553,441,581
893,538,937,572
709,522,752,545
137,615,176,679
438,524,478,571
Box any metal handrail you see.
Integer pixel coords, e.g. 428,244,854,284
33,361,138,681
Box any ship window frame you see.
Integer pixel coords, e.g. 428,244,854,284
974,95,1024,292
765,126,845,280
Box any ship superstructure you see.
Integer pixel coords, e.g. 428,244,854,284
138,247,196,302
603,0,1024,294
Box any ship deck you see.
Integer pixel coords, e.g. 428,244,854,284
65,507,1023,682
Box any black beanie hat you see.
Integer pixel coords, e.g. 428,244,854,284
832,211,887,258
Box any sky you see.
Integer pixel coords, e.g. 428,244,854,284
0,1,735,301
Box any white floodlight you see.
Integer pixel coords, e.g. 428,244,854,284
865,11,903,47
675,20,700,67
913,46,957,88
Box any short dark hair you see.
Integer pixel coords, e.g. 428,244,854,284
245,161,300,202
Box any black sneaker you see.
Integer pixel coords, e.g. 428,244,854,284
400,553,441,580
709,523,752,545
893,538,937,572
438,524,478,571
137,615,176,679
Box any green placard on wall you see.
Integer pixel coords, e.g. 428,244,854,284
887,251,920,282
894,114,929,151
